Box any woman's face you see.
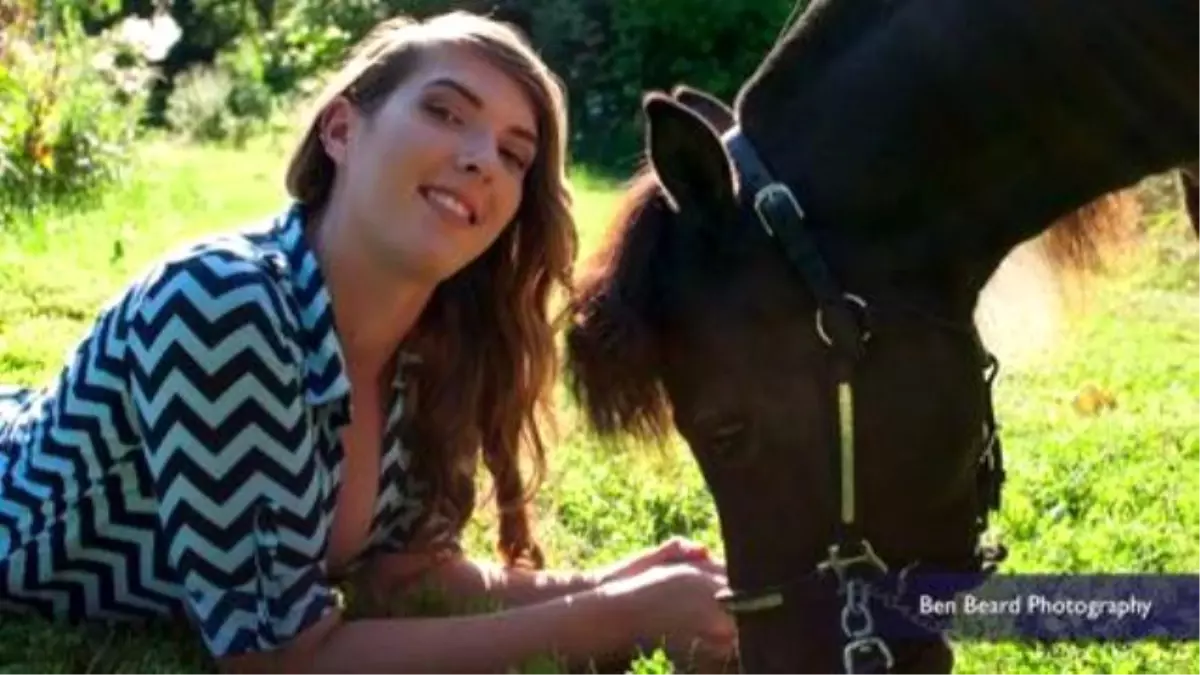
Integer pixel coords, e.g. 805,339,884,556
322,42,540,283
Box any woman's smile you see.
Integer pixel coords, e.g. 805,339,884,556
419,184,479,226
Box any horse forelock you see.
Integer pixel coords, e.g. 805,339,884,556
564,166,675,447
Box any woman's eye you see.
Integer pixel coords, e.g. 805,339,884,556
426,102,462,125
502,149,530,172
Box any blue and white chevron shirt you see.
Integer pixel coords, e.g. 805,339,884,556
0,203,434,658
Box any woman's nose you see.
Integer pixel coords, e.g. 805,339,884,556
456,133,500,181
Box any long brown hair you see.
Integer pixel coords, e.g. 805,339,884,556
284,12,576,570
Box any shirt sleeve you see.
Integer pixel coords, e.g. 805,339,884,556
124,252,337,659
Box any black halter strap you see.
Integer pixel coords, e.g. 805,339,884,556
725,130,869,366
714,126,1008,674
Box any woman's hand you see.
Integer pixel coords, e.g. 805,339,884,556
603,561,739,673
592,536,725,585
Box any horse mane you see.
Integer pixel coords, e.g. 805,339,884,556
564,165,675,446
1038,187,1141,280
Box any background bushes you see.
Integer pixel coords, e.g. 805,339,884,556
0,0,157,223
521,0,799,167
69,0,804,167
1,0,807,217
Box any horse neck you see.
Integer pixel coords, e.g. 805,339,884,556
738,0,1197,280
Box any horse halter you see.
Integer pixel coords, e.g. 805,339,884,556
712,126,1010,674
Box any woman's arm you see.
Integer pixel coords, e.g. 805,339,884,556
220,581,636,674
221,560,736,675
357,536,720,613
359,549,599,611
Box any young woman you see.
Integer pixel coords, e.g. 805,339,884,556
0,11,736,673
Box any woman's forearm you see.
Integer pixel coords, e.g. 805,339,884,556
306,585,633,673
426,555,599,607
365,551,600,610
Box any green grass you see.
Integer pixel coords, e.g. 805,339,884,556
0,139,1196,673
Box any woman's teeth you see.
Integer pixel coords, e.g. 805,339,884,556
425,188,475,224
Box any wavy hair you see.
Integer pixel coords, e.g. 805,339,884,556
284,12,576,570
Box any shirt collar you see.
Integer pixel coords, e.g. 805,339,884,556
261,203,418,412
264,203,353,407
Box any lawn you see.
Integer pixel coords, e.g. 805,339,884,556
0,137,1196,673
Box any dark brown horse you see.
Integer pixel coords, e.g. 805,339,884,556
564,0,1198,672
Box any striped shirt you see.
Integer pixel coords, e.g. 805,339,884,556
0,203,435,658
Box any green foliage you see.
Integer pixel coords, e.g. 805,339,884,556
0,0,156,223
212,0,481,126
216,37,275,123
165,66,237,143
526,0,802,169
166,41,278,147
258,16,349,98
0,616,211,674
36,0,811,168
162,0,415,145
145,0,806,168
535,442,721,569
256,0,371,95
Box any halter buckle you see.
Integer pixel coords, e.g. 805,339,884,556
753,182,805,238
843,636,896,674
817,539,889,583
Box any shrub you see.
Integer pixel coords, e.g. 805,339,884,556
58,0,808,172
0,1,158,223
252,0,802,170
164,65,238,143
524,0,804,170
256,0,363,95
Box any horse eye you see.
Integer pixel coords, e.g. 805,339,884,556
705,420,744,456
704,418,749,458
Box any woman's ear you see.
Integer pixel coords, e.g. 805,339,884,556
318,95,359,166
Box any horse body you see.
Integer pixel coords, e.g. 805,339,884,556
737,0,1196,283
565,0,1198,672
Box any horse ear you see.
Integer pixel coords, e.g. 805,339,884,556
643,93,736,214
671,84,735,134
